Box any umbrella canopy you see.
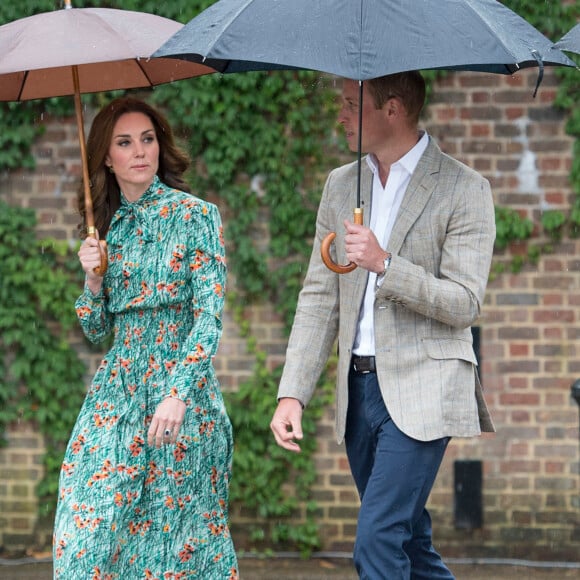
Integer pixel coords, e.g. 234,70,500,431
554,23,580,56
0,3,215,274
154,0,575,79
154,0,576,274
0,6,214,100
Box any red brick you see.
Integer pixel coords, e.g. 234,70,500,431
499,393,541,405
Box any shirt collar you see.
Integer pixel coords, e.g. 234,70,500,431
366,130,429,176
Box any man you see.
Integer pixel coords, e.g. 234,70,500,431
270,71,495,579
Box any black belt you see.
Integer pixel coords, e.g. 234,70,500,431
351,355,376,374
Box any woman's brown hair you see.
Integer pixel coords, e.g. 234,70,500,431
78,96,191,237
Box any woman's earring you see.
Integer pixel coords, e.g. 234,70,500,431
108,165,114,174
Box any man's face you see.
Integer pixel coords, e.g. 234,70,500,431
337,80,390,155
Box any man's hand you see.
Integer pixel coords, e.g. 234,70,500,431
270,397,304,453
344,219,388,273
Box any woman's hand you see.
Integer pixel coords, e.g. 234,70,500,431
78,237,104,294
148,397,186,448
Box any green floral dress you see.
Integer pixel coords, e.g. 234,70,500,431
53,177,238,579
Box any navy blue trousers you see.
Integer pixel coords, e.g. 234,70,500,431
344,369,455,580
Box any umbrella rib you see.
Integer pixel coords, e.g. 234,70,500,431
136,59,155,87
17,71,29,101
203,0,256,58
463,0,535,65
461,1,546,91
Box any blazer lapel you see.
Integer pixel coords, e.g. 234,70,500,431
359,164,373,229
388,138,441,255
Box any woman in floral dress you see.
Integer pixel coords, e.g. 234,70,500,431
53,97,238,579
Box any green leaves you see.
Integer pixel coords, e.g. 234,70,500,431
0,201,86,511
495,206,534,250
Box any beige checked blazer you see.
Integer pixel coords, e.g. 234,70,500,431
278,138,496,443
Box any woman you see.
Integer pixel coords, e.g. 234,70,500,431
53,97,238,579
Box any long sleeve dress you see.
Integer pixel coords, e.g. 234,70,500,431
53,176,238,579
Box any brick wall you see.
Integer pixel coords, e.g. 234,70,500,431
425,69,579,560
1,67,578,560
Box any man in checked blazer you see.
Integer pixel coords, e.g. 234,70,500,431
270,71,495,579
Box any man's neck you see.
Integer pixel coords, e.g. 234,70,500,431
373,129,421,187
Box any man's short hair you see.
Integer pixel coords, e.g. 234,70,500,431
367,71,426,124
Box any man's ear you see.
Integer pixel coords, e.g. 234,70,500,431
384,96,400,119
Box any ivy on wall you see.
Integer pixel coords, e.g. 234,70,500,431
0,201,86,511
0,0,578,554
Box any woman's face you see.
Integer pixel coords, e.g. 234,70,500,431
105,111,160,201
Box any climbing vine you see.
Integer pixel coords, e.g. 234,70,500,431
0,201,86,512
0,0,578,554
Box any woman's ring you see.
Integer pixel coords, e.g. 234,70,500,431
164,429,171,437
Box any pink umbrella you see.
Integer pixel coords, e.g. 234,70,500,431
0,0,215,274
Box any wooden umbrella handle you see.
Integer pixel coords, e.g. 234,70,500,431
320,208,363,274
87,227,108,277
72,65,108,276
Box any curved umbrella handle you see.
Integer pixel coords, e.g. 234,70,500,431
320,208,363,274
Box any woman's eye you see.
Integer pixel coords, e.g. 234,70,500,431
117,139,130,147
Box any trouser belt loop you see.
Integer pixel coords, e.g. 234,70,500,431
351,355,376,374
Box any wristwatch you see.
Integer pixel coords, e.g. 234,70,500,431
380,253,392,277
376,252,392,288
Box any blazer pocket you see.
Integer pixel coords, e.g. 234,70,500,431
424,338,478,365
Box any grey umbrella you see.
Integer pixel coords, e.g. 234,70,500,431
155,0,576,273
554,23,580,56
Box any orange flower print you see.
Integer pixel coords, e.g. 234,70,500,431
208,523,225,536
59,185,236,576
199,420,215,437
173,441,187,462
71,434,86,454
178,543,195,563
129,435,144,457
184,344,206,365
169,245,185,272
54,539,66,559
61,462,75,477
76,306,92,318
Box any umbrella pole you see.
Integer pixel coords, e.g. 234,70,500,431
320,81,364,274
353,80,364,226
72,65,108,275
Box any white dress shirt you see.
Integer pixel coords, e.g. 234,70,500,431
352,131,429,356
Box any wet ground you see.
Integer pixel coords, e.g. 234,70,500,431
1,556,579,579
